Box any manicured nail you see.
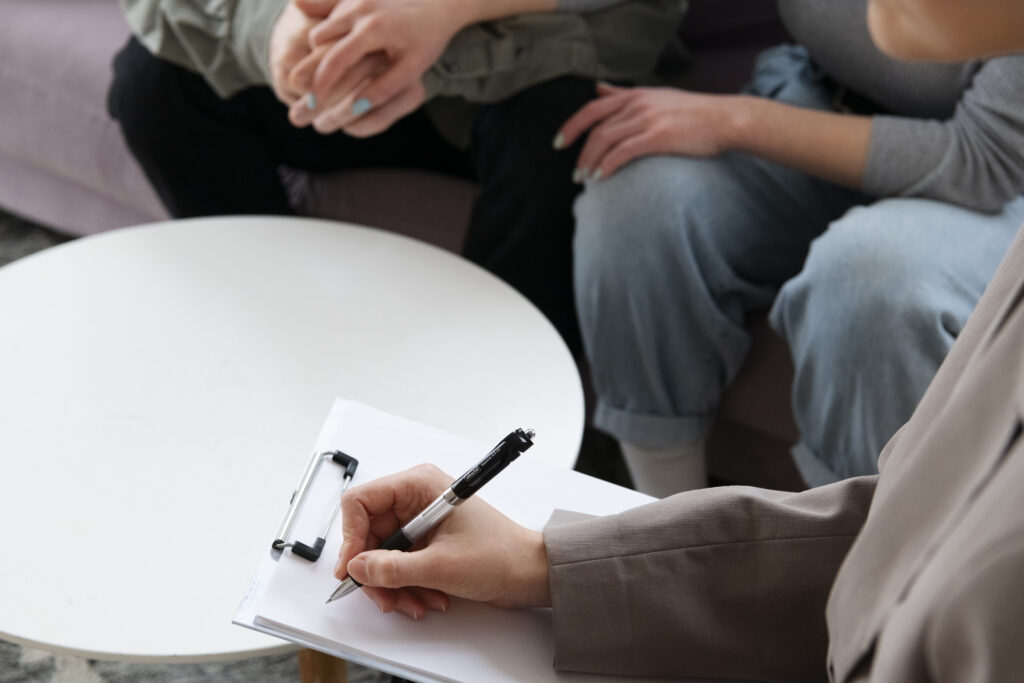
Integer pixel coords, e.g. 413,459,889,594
592,168,603,181
305,93,316,110
352,98,372,116
572,167,583,184
552,132,565,150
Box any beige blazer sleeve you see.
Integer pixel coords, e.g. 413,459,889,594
544,477,877,682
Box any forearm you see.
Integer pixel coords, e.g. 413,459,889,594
454,0,557,26
452,0,624,27
727,95,873,189
545,476,878,680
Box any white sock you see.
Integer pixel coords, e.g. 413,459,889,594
619,440,707,497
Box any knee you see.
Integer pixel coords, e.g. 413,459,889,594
573,156,722,287
108,37,189,145
773,202,950,353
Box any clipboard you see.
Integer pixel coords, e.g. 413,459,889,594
235,399,659,683
272,448,358,562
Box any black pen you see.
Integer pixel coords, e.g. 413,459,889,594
326,428,535,603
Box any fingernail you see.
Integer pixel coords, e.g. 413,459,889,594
552,133,565,150
334,558,344,577
305,93,316,110
572,168,583,184
352,98,372,116
592,168,603,181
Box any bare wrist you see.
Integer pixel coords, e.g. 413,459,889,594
518,529,552,607
722,94,764,152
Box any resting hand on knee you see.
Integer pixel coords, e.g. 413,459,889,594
556,84,741,182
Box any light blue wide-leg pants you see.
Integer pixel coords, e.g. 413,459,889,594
573,46,1024,484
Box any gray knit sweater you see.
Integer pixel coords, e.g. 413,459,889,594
560,0,1024,212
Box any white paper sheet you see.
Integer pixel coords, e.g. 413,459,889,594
237,400,658,682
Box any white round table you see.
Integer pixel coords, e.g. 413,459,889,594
0,216,583,662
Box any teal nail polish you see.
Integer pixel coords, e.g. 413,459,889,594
552,133,565,150
352,98,372,116
305,93,316,110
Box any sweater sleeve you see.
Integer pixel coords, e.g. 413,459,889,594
544,475,878,683
118,0,288,98
864,57,1024,213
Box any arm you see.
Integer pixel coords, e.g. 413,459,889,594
336,464,877,681
546,476,878,682
290,0,648,135
864,57,1024,212
560,57,1024,211
558,84,873,188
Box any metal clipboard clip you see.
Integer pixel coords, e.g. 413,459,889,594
272,450,359,562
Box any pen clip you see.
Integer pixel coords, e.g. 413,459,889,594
450,428,534,499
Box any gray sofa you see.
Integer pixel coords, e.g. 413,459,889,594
0,0,803,490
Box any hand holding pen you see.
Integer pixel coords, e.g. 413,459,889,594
331,433,552,620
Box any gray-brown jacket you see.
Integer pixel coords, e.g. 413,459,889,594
546,224,1024,681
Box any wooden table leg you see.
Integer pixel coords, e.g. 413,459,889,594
297,648,348,683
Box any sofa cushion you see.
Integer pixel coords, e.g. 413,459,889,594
0,0,166,234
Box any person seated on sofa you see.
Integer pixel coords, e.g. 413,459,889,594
319,9,1024,679
549,0,1024,495
108,0,684,355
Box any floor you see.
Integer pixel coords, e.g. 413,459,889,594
0,207,629,682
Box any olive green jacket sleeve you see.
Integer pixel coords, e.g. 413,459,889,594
119,0,685,103
421,1,686,103
118,0,288,98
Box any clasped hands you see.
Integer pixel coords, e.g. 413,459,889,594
269,0,742,171
268,0,468,138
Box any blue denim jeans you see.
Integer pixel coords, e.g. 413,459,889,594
573,45,1024,485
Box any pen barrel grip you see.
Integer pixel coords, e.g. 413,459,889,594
345,527,413,591
379,528,414,552
451,429,534,499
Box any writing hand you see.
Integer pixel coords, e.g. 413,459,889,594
335,464,551,620
556,84,741,181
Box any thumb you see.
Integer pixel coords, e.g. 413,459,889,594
348,549,437,589
293,0,337,19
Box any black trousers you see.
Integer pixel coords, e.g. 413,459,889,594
108,37,595,353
